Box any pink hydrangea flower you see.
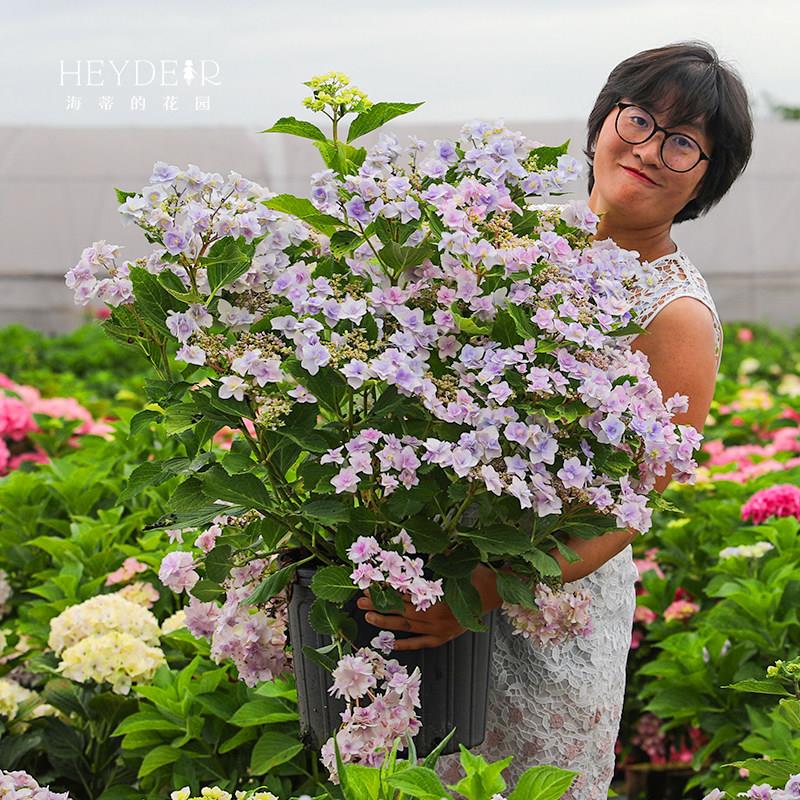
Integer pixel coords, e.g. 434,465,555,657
741,483,800,525
105,557,148,586
329,654,377,700
157,551,199,593
0,395,37,441
663,599,700,622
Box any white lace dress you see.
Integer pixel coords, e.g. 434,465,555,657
434,244,723,798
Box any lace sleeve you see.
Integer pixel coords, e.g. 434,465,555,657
621,251,724,373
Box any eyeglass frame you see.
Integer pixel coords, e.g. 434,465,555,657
614,101,711,173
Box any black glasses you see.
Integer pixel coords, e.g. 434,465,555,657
615,101,711,173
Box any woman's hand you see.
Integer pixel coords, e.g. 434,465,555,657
357,588,467,651
356,564,502,651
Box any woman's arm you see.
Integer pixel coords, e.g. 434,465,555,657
360,296,720,646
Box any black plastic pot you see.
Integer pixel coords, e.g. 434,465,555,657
286,563,497,757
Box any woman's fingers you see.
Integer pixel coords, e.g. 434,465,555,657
391,634,445,651
357,595,423,618
361,610,434,631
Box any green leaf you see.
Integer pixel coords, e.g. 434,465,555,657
301,498,351,524
120,457,191,502
509,764,577,800
452,307,490,336
458,524,532,556
284,360,347,418
201,464,272,510
495,570,537,609
301,643,338,672
509,208,541,236
726,759,797,788
156,269,197,302
129,408,162,435
219,727,259,754
115,187,137,204
506,304,538,339
204,543,232,583
380,241,436,274
608,319,649,337
724,678,791,696
329,229,365,257
249,731,304,774
245,562,299,606
346,101,424,142
386,766,449,798
492,309,523,347
368,582,405,613
314,140,367,176
428,543,481,578
229,698,298,727
443,576,487,632
112,712,184,736
311,565,358,603
521,549,563,578
260,116,327,141
263,194,344,236
308,600,348,638
530,140,570,169
204,236,255,293
138,745,181,778
341,763,384,798
130,267,188,335
404,516,449,554
187,578,224,602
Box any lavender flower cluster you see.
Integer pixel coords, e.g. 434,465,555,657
66,127,700,536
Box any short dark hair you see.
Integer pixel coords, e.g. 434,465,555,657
583,41,754,224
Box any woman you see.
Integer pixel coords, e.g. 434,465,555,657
356,41,753,798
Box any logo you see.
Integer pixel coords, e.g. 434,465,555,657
59,59,222,114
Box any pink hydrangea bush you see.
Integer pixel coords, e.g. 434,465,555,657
741,484,800,525
0,374,114,475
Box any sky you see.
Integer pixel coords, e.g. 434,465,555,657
0,0,797,128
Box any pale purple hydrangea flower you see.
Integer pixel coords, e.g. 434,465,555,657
158,551,199,594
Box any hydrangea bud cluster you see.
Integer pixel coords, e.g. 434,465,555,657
502,584,592,647
182,557,290,687
320,640,421,784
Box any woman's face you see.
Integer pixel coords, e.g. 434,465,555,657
589,94,713,223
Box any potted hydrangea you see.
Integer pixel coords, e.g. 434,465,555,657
66,72,702,776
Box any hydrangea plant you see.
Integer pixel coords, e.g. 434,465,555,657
65,71,702,777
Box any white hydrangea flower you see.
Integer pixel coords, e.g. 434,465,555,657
48,594,160,655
